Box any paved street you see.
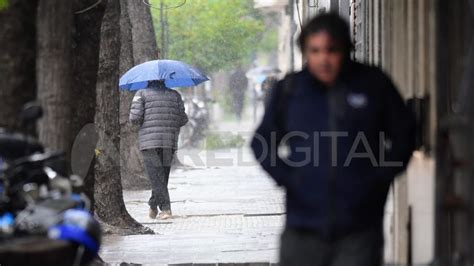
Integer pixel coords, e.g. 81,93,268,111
100,147,285,265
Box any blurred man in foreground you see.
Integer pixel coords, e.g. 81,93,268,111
251,13,415,266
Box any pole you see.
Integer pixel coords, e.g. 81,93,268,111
160,0,166,59
289,0,295,71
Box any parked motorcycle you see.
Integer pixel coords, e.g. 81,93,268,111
0,102,101,266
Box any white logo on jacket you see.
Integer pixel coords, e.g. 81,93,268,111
347,93,368,108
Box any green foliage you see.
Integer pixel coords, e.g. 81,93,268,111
150,0,266,73
0,0,9,10
257,26,278,53
204,131,245,150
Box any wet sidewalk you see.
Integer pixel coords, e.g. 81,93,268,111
99,148,285,265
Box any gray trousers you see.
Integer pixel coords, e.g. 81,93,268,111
141,148,174,211
280,226,383,266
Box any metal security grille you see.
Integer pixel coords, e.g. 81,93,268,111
352,0,366,62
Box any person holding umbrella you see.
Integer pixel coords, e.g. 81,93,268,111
121,60,209,220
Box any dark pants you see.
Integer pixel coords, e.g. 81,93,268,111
141,148,174,211
280,226,383,266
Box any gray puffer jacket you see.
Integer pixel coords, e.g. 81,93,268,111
129,88,188,150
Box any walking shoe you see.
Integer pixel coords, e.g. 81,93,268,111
158,210,172,220
149,208,158,219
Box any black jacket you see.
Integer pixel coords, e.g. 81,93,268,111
251,61,416,239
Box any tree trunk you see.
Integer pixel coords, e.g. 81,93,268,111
36,0,73,152
70,0,107,211
127,0,158,63
94,0,152,235
0,0,37,131
118,0,145,190
119,0,158,190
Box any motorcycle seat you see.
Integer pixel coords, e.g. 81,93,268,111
0,132,44,161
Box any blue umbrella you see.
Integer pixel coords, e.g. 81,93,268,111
119,60,209,91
